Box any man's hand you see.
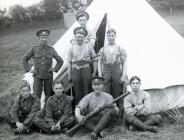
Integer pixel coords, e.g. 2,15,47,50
51,125,56,132
76,115,86,123
55,121,61,131
16,122,24,131
48,68,55,72
120,75,129,85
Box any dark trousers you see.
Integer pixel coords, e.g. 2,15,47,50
124,113,162,129
103,64,122,98
84,108,117,134
34,116,75,133
33,76,53,101
71,67,91,104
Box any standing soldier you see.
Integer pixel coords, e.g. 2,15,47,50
98,28,128,99
34,81,75,134
75,76,119,139
71,10,96,47
22,29,63,101
9,81,40,134
68,27,97,104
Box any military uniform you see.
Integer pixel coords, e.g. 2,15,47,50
9,95,40,133
68,27,97,104
124,90,162,133
34,94,75,133
22,29,63,101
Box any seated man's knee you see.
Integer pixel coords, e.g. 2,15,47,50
150,114,163,125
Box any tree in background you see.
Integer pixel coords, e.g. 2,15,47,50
9,5,27,23
27,3,45,21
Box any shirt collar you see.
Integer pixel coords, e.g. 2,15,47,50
39,44,48,50
21,95,32,102
54,94,65,101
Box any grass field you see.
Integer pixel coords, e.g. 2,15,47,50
0,6,184,140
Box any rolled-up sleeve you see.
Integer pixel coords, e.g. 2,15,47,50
141,92,151,114
90,46,97,62
120,48,127,63
76,95,90,113
124,96,136,116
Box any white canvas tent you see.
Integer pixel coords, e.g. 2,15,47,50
22,0,184,113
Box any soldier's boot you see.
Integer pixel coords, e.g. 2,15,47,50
131,119,159,133
92,109,114,138
14,127,30,135
144,115,163,126
33,118,51,134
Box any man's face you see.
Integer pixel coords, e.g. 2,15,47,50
78,16,88,27
92,83,104,93
54,83,64,96
107,32,116,45
21,86,31,98
39,35,48,45
75,33,85,45
130,79,141,93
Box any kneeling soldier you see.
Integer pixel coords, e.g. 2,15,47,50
124,76,162,133
75,76,119,139
34,81,75,134
9,80,40,134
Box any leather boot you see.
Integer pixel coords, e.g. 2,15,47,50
33,118,51,134
92,109,115,134
144,115,162,126
131,119,158,133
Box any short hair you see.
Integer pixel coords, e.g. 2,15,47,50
53,80,64,87
130,76,141,84
20,80,31,90
107,28,116,35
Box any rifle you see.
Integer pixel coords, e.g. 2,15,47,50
66,91,130,136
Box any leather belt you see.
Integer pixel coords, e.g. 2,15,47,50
72,63,89,69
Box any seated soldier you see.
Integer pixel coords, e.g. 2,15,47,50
75,76,119,139
124,76,162,133
34,81,75,134
9,80,40,135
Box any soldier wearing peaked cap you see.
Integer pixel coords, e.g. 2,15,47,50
71,10,96,47
76,10,89,21
22,29,63,102
36,29,50,37
67,27,98,104
75,76,119,139
74,27,88,36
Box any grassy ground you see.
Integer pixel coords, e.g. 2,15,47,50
0,5,184,140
